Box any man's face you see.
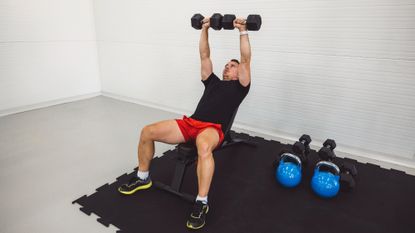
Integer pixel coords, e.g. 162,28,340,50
222,61,239,80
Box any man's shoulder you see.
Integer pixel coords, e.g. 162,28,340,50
202,73,220,85
208,73,220,81
231,80,251,89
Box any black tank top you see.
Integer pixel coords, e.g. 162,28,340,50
190,73,250,133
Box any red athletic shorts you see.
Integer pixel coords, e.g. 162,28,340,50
175,116,224,149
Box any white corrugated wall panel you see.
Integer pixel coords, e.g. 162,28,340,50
95,0,415,168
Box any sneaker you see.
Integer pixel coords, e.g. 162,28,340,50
118,176,152,195
186,201,209,230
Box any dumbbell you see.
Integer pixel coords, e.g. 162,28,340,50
191,13,224,30
340,162,358,192
292,134,312,165
273,134,312,188
198,13,227,30
318,139,336,161
221,14,262,31
191,13,262,31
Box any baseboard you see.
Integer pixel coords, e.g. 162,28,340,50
0,92,101,117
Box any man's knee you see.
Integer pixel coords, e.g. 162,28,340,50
196,140,213,159
140,124,156,141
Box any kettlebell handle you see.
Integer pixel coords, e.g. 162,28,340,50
315,161,340,175
280,153,302,166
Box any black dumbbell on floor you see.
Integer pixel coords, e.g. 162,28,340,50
340,162,358,192
318,139,336,162
191,13,262,31
292,134,312,165
272,134,311,170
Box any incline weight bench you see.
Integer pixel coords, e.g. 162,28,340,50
154,108,256,202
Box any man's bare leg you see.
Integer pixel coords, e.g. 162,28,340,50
195,128,220,198
118,119,185,195
138,119,186,171
186,127,219,229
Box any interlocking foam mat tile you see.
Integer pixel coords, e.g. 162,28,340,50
73,132,415,233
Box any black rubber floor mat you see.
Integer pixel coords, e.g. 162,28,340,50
73,132,415,233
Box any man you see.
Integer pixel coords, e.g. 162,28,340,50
118,16,252,229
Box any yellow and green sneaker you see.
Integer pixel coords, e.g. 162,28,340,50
186,201,209,230
118,176,152,195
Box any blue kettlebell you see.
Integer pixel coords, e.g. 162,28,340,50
275,153,302,188
311,161,340,198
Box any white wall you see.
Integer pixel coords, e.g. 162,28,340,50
94,0,415,169
0,0,101,114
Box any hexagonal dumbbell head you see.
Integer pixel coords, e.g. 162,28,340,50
340,173,356,192
222,14,236,30
323,139,336,150
191,13,205,30
318,139,336,162
340,162,357,192
318,148,335,161
292,141,307,165
246,14,262,31
210,13,223,30
341,162,358,177
299,134,312,146
292,141,305,155
293,134,311,165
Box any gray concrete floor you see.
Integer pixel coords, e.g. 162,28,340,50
0,96,179,233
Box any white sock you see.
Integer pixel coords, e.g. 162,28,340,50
196,195,208,204
136,170,149,180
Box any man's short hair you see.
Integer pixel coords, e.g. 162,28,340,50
231,59,240,64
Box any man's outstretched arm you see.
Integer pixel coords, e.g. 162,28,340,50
200,18,213,81
234,18,251,87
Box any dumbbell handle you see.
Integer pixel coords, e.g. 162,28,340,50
235,18,247,23
299,139,311,147
298,135,311,146
323,145,335,151
322,139,336,150
323,143,335,150
229,18,251,28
